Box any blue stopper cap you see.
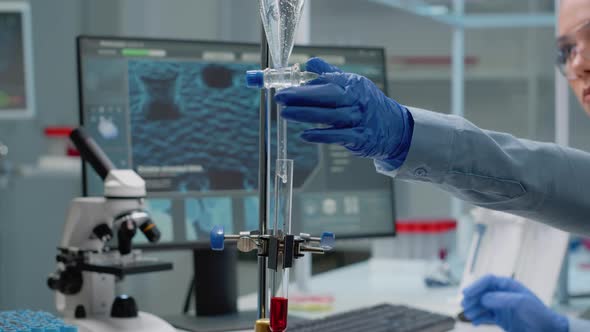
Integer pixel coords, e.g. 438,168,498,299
210,225,225,251
246,70,264,89
476,223,487,234
320,232,335,250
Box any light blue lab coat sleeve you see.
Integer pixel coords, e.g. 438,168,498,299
569,317,590,331
375,107,590,235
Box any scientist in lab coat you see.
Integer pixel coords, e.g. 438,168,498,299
275,0,590,330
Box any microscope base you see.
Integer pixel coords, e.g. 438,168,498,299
68,311,176,332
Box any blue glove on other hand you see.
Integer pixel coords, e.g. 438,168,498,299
462,275,568,332
275,58,414,171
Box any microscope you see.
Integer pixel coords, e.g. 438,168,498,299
47,128,176,332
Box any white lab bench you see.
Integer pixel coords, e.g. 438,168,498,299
215,258,502,332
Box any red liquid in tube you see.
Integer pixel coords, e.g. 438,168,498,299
270,296,288,331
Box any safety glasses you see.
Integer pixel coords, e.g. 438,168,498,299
557,20,590,80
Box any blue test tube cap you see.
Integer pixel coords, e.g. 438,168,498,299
210,225,225,251
320,232,335,250
246,70,264,89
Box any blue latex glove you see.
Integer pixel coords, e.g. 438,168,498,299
275,57,414,171
462,275,568,332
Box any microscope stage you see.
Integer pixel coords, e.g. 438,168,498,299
80,261,173,278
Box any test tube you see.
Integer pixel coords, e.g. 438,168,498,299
277,113,288,182
269,159,293,332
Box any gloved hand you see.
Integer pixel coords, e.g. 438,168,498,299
461,275,568,332
275,57,414,171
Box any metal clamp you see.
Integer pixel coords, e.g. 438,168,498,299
210,226,335,271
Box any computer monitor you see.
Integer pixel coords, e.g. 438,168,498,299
77,35,395,329
77,36,396,250
0,2,34,119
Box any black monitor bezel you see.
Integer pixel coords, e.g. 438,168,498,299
76,34,396,251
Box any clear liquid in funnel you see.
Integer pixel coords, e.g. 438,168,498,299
259,0,305,68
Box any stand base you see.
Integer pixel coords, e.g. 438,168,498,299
164,310,257,332
68,311,176,332
164,311,308,332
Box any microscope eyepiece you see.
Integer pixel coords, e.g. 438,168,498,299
70,128,115,180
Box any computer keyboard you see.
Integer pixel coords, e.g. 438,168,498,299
289,303,455,332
